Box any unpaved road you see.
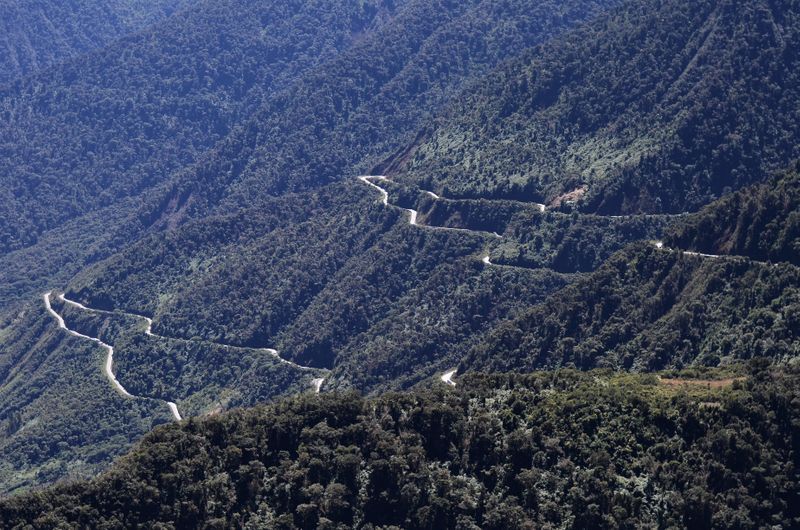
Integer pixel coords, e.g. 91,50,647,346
359,176,503,239
652,240,770,263
44,292,182,421
358,175,389,205
61,294,326,394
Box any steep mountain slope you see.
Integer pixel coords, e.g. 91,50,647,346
0,0,618,310
4,0,800,507
64,182,569,385
463,169,800,375
0,290,316,495
374,176,671,272
64,177,665,393
0,0,407,255
0,301,174,496
466,243,800,373
2,366,797,529
0,0,189,85
392,0,800,214
0,173,657,494
666,165,800,266
0,0,626,494
200,0,621,206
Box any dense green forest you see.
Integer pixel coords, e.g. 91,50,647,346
0,290,318,496
2,364,798,529
7,163,789,499
395,0,800,214
465,242,800,373
192,0,620,206
3,0,800,514
0,172,657,493
0,0,622,326
666,165,800,265
0,0,408,254
375,177,671,273
0,299,173,496
54,296,317,415
0,0,615,287
0,0,633,495
67,179,670,394
7,135,798,496
0,0,189,85
462,168,800,374
65,181,572,387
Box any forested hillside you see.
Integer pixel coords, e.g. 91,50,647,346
463,169,800,375
64,181,572,387
0,172,662,493
64,177,666,394
0,0,407,254
378,177,671,272
8,134,796,496
466,243,800,373
0,299,174,495
0,0,189,85
393,0,800,214
0,0,625,495
0,290,317,495
132,0,622,230
0,0,617,309
2,365,797,529
3,0,800,514
666,164,800,265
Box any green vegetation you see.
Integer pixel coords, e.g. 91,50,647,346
0,0,406,255
465,244,800,373
2,364,797,529
3,0,800,513
396,0,800,214
667,164,800,265
0,0,615,302
460,168,800,374
0,0,189,85
63,182,573,390
0,301,172,496
8,135,798,497
0,291,318,496
63,181,581,393
379,177,670,273
55,297,317,415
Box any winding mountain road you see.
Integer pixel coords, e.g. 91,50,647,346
360,177,774,388
39,179,761,419
59,294,326,394
44,292,182,421
651,240,768,263
358,175,389,205
360,176,503,239
420,185,545,212
361,178,765,266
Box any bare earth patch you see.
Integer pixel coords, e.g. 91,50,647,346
550,185,588,208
